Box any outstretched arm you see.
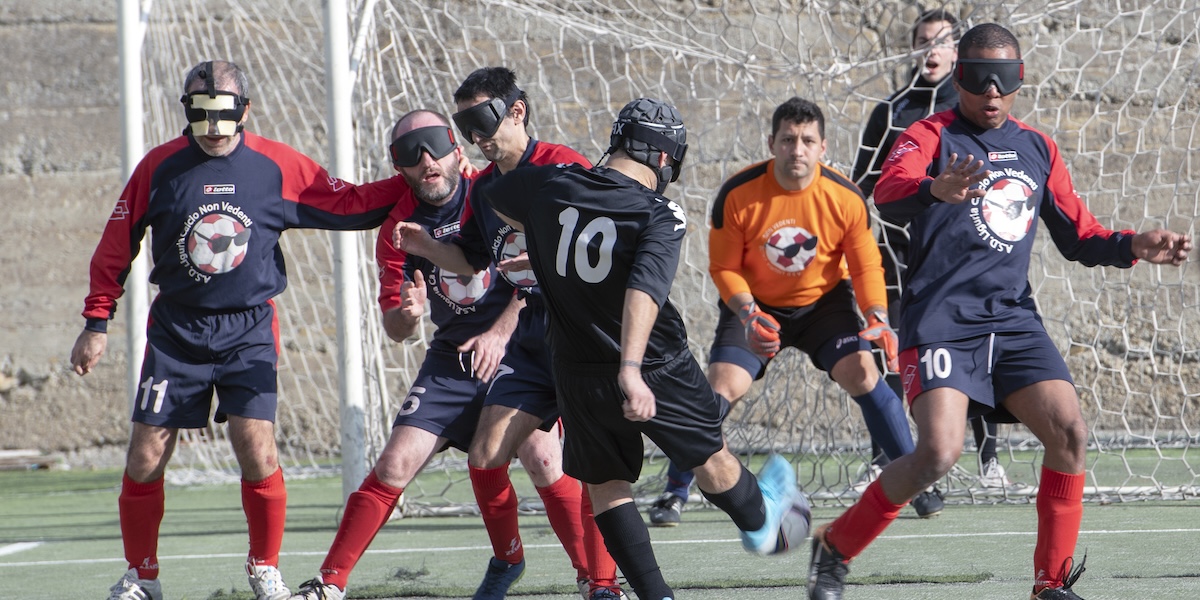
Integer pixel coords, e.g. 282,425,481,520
457,291,524,382
1132,229,1191,266
393,222,478,276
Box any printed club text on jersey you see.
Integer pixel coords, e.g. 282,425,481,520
176,201,255,283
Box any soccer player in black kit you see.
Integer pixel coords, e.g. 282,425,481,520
481,98,808,600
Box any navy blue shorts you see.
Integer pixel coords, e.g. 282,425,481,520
898,331,1074,422
393,348,489,452
484,307,559,431
554,349,729,485
709,280,870,378
134,300,279,428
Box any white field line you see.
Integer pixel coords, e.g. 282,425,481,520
0,542,43,556
1,528,1198,568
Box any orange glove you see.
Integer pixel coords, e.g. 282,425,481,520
738,302,781,358
859,309,899,372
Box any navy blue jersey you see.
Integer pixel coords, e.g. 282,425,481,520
875,109,1137,348
83,132,405,330
453,140,591,297
376,179,516,354
482,164,689,367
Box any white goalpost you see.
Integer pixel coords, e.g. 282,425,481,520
127,0,1199,510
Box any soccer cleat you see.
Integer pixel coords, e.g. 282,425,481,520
807,526,850,600
739,454,800,554
107,569,162,600
647,492,685,526
473,557,525,600
289,577,345,600
849,463,882,493
979,457,1012,488
1031,554,1087,600
911,487,944,518
247,561,291,600
588,587,625,600
578,578,629,600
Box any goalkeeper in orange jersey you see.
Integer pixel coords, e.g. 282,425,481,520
646,96,942,526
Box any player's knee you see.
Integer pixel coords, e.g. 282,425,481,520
913,441,961,480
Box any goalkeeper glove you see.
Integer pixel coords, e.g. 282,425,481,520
738,302,781,358
859,309,899,372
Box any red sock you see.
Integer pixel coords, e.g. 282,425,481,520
119,473,165,580
320,471,403,589
581,486,618,589
825,479,906,559
1033,467,1085,590
242,467,287,567
469,465,524,563
537,475,587,579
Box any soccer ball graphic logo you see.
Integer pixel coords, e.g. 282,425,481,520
764,226,818,273
982,178,1036,242
187,213,251,274
498,231,537,288
437,268,492,305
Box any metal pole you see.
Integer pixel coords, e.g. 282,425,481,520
119,0,150,409
325,0,368,501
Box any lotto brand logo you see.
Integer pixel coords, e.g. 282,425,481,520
433,222,461,239
203,184,236,195
988,151,1019,162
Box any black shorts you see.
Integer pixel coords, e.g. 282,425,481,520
708,280,869,379
554,350,729,485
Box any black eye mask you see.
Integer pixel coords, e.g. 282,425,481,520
955,58,1024,95
389,126,458,168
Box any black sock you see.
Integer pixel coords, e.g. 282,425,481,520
593,502,674,600
700,464,766,532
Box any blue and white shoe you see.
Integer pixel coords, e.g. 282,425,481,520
740,454,802,554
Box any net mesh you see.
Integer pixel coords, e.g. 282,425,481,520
139,0,1199,507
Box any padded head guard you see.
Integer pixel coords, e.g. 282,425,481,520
605,98,688,193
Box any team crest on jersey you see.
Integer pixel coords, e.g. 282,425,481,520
182,211,252,279
432,267,492,311
497,230,537,288
968,169,1040,254
764,226,818,273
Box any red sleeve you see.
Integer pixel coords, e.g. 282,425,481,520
874,116,945,225
374,198,419,313
81,139,185,325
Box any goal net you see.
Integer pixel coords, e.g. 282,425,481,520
137,0,1200,509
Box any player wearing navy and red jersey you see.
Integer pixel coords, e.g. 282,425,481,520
70,60,408,600
484,98,808,600
290,110,521,600
390,67,622,600
807,25,1191,600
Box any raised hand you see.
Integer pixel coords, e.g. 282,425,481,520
393,221,436,256
931,152,990,205
400,269,427,320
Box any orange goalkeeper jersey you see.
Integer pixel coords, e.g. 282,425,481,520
708,159,887,314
